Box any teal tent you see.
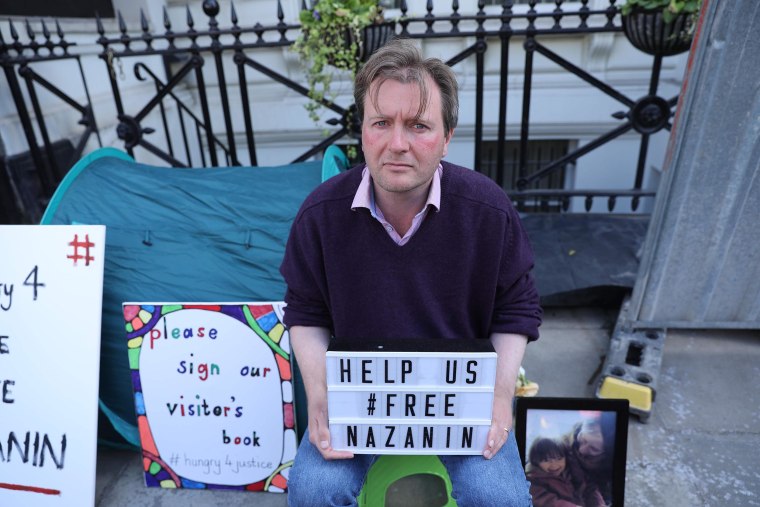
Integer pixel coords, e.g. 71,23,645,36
42,146,348,447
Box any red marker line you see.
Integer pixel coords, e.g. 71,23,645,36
0,482,61,495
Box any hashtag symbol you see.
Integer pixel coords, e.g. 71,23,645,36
169,453,179,466
67,234,95,266
367,393,376,416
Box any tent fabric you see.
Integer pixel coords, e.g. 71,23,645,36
322,144,349,181
42,147,326,447
523,214,650,307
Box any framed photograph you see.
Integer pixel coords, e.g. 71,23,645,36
515,397,629,507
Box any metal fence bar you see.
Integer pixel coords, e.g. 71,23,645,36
533,41,635,107
3,63,54,194
495,1,514,188
236,52,257,166
21,66,60,184
473,1,487,172
519,36,535,183
632,54,665,191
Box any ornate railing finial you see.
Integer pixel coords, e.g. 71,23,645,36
203,0,220,18
231,1,239,27
186,5,195,30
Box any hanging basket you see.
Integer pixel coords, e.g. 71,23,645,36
622,8,695,56
327,21,396,67
358,21,396,62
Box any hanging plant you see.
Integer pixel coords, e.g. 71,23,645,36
292,1,393,127
620,0,703,56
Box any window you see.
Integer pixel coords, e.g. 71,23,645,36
481,140,569,189
481,140,571,211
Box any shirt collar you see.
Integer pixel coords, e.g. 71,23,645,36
351,164,442,214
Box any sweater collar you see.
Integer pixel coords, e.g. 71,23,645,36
350,164,442,215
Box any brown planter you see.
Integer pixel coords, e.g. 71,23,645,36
622,8,695,56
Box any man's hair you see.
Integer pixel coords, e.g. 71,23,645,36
354,38,459,137
528,437,565,467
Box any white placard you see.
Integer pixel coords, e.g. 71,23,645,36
327,348,497,454
124,303,296,493
0,225,105,506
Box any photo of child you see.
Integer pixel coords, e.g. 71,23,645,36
526,437,605,507
524,409,617,507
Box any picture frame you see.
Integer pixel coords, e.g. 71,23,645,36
515,397,629,507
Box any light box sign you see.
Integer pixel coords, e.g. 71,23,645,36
0,225,105,507
123,302,296,493
327,339,497,454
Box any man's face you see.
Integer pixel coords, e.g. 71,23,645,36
361,76,453,200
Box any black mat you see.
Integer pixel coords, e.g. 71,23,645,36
521,214,650,307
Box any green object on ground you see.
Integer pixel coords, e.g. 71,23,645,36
358,455,457,507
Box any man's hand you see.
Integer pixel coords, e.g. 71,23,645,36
307,399,354,460
290,325,353,460
482,332,528,460
483,391,513,459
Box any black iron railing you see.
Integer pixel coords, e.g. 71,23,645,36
0,18,100,199
1,0,687,222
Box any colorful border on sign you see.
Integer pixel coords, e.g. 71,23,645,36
123,303,295,492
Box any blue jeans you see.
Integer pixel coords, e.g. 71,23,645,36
287,429,532,507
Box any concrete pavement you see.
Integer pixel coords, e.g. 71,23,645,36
95,306,760,506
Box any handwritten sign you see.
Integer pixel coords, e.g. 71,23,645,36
327,339,497,454
124,303,296,492
0,225,105,506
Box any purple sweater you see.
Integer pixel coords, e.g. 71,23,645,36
280,161,542,341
